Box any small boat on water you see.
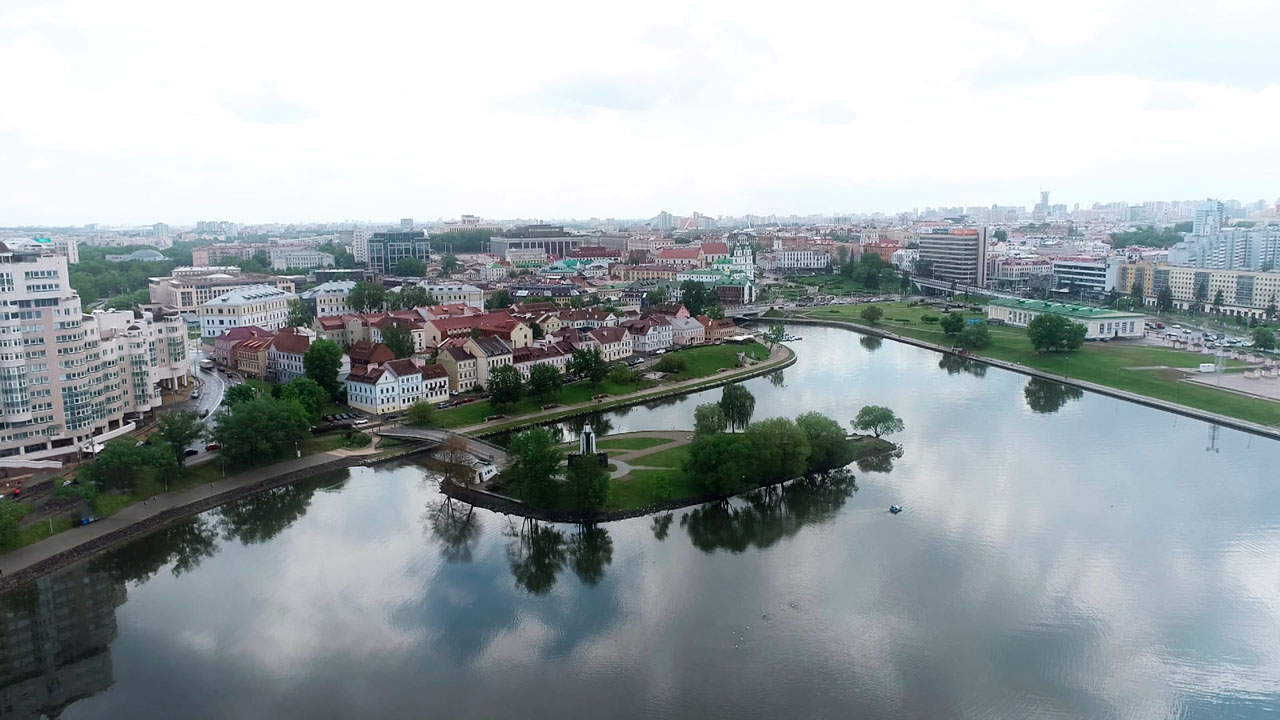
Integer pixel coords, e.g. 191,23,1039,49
889,505,902,514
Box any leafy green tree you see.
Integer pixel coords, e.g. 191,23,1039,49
1193,277,1209,312
565,458,610,510
152,410,205,469
719,383,755,432
1267,294,1277,321
487,365,524,409
223,384,259,406
1212,289,1225,314
763,320,786,349
347,281,386,313
680,281,709,315
851,405,904,438
505,428,563,504
1027,313,1087,353
653,354,685,373
860,305,883,324
0,501,28,548
395,257,426,276
993,229,1008,242
527,363,563,400
685,432,753,495
487,289,513,309
440,254,461,276
899,269,912,294
914,258,935,278
1252,327,1277,351
285,299,313,328
281,378,329,420
79,440,177,493
694,403,727,436
404,400,436,427
398,285,435,309
957,323,991,350
1130,279,1145,307
743,418,810,486
381,321,415,359
209,397,312,468
646,286,669,306
796,412,854,473
106,289,151,311
530,321,544,339
1108,225,1184,249
567,348,609,386
304,339,344,398
706,302,726,320
940,311,965,336
1157,286,1175,313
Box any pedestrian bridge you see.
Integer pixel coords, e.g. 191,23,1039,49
375,427,509,467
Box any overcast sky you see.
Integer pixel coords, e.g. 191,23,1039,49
2,0,1278,226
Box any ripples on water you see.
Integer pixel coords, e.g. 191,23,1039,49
2,324,1278,719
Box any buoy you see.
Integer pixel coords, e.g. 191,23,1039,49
889,505,902,514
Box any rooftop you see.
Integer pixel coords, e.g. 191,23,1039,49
203,284,296,307
988,297,1145,319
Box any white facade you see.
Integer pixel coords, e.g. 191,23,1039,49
0,245,189,467
300,280,356,317
758,248,831,271
414,282,485,310
668,315,706,346
199,284,298,339
986,300,1144,339
270,247,334,271
345,361,449,416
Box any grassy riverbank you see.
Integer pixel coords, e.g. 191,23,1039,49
795,302,1280,427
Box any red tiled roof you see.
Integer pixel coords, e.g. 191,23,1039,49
316,316,347,330
422,364,449,379
217,326,272,343
234,337,273,352
589,326,628,345
656,247,703,259
700,242,729,254
443,346,475,362
347,340,395,365
271,332,311,355
385,358,421,376
345,364,384,384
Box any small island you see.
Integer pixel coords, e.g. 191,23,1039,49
439,384,903,522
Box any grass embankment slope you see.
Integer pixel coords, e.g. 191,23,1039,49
435,342,769,429
797,302,1280,427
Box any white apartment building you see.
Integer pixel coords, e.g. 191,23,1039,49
345,359,449,416
199,285,297,339
621,316,673,353
149,272,296,313
757,238,832,272
1052,257,1115,295
1157,266,1280,318
410,282,485,310
917,227,989,286
267,329,314,384
338,229,372,263
0,244,189,467
588,326,633,362
668,315,705,346
270,247,334,271
299,280,356,317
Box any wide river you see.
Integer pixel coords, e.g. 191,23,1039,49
2,324,1278,719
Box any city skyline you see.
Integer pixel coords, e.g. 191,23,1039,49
2,0,1279,225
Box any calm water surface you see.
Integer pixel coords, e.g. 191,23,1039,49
3,324,1278,719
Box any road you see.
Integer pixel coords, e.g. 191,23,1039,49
181,340,229,466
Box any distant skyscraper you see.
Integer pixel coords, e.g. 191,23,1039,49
1192,200,1225,236
400,218,414,230
1038,191,1050,211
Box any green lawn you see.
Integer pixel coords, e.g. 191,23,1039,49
626,443,689,468
608,468,701,511
797,302,1280,427
793,275,873,296
661,342,770,381
434,377,656,429
595,436,672,451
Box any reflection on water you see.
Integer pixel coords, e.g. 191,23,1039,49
937,353,987,377
1023,377,1085,414
683,471,857,554
90,518,220,587
767,369,785,386
859,335,882,352
855,446,903,474
423,498,483,563
650,513,674,541
506,520,615,594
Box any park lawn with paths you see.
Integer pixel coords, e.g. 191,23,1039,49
626,444,689,468
594,436,672,451
608,468,701,511
797,302,1280,427
660,342,770,381
793,275,870,296
435,377,656,429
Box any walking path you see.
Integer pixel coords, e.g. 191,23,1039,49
594,431,692,479
0,440,386,580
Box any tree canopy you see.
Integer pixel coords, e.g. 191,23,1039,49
851,405,904,438
1109,225,1185,249
304,339,345,398
152,410,205,468
404,401,436,428
395,257,426,276
209,397,312,468
1253,327,1277,351
1027,313,1087,353
381,321,415,359
527,363,563,400
860,306,883,325
223,384,259,406
488,365,524,409
285,299,313,328
505,428,564,505
347,282,386,313
719,383,755,432
694,403,728,436
957,323,991,350
567,348,609,385
280,378,329,421
940,311,966,336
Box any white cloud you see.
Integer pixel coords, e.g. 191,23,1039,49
0,0,1277,224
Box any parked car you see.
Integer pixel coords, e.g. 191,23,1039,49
353,419,369,426
437,402,452,409
184,448,199,457
205,443,221,451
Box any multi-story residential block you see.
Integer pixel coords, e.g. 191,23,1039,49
403,281,485,310
511,343,573,379
668,315,706,346
613,264,681,282
1167,228,1280,271
588,326,632,362
213,326,274,367
425,313,532,349
267,329,313,383
369,316,432,354
654,247,705,268
299,280,356,317
916,227,989,286
269,247,334,271
1141,265,1280,318
232,337,272,379
1052,257,1116,296
439,345,480,391
0,244,189,467
338,228,372,263
463,335,514,388
191,243,260,266
620,315,673,353
199,284,298,339
149,271,296,313
345,359,448,415
367,231,430,276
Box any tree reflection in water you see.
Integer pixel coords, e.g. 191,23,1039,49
856,446,903,474
682,470,858,554
859,335,882,352
767,369,786,387
651,513,674,541
1023,377,1085,414
217,482,320,546
90,517,220,586
506,520,615,594
937,354,987,378
424,498,483,563
567,411,614,438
